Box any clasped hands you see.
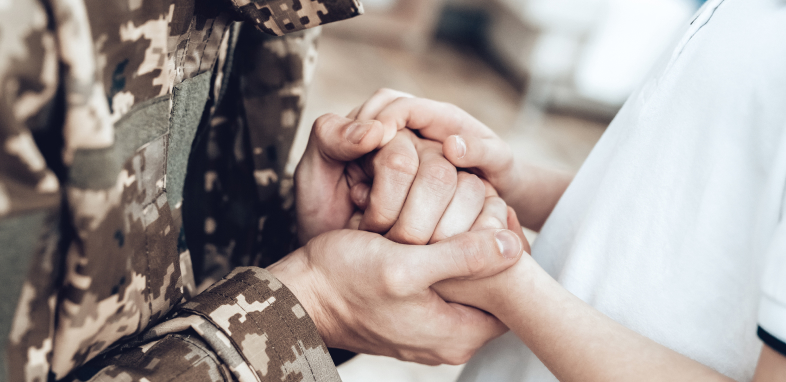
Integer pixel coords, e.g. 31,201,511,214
268,89,529,365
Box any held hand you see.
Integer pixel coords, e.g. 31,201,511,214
431,185,531,317
296,112,475,245
267,228,525,365
298,99,521,246
432,214,532,318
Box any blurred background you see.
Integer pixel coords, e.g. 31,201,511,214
287,0,703,380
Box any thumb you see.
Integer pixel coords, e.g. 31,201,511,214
407,229,523,288
307,113,385,165
442,135,514,184
295,114,383,243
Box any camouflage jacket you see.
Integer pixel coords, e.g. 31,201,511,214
0,0,362,381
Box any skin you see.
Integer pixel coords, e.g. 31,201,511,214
277,109,527,364
345,129,488,243
296,112,508,244
268,228,526,365
345,89,786,380
435,252,786,382
349,88,573,232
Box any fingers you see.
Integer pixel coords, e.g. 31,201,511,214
295,113,383,244
345,211,363,230
482,178,499,197
373,97,495,143
506,207,531,255
385,140,458,245
291,229,512,366
407,229,523,287
470,195,509,231
429,172,486,243
442,134,515,182
350,182,371,210
358,132,420,233
354,93,517,196
354,88,415,121
350,89,414,145
307,113,385,164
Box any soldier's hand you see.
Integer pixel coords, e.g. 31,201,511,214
296,112,489,246
266,228,525,365
294,113,385,245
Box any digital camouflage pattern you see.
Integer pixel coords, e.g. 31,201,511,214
0,0,362,381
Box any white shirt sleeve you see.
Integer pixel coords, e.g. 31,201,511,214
758,205,786,356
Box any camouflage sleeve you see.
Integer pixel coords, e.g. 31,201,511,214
74,267,339,382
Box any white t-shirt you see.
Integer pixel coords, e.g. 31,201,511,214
458,0,786,380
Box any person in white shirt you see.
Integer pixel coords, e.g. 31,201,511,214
330,0,786,379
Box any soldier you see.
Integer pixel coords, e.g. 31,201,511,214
0,0,527,381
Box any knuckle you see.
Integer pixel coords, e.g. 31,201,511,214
312,113,340,138
458,173,486,196
313,113,338,130
462,243,487,275
421,162,457,189
377,151,419,177
451,235,488,274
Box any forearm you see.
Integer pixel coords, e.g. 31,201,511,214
494,257,732,382
501,162,572,232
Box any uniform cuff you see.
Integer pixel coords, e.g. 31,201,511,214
758,295,786,357
180,267,339,381
228,0,363,36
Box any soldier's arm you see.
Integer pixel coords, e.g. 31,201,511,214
73,267,340,382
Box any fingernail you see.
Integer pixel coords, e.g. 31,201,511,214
346,121,374,144
495,230,521,259
453,135,467,159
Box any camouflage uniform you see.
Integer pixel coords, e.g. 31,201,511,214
0,0,362,381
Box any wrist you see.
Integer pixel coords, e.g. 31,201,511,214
503,162,573,231
489,254,543,322
267,250,342,347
